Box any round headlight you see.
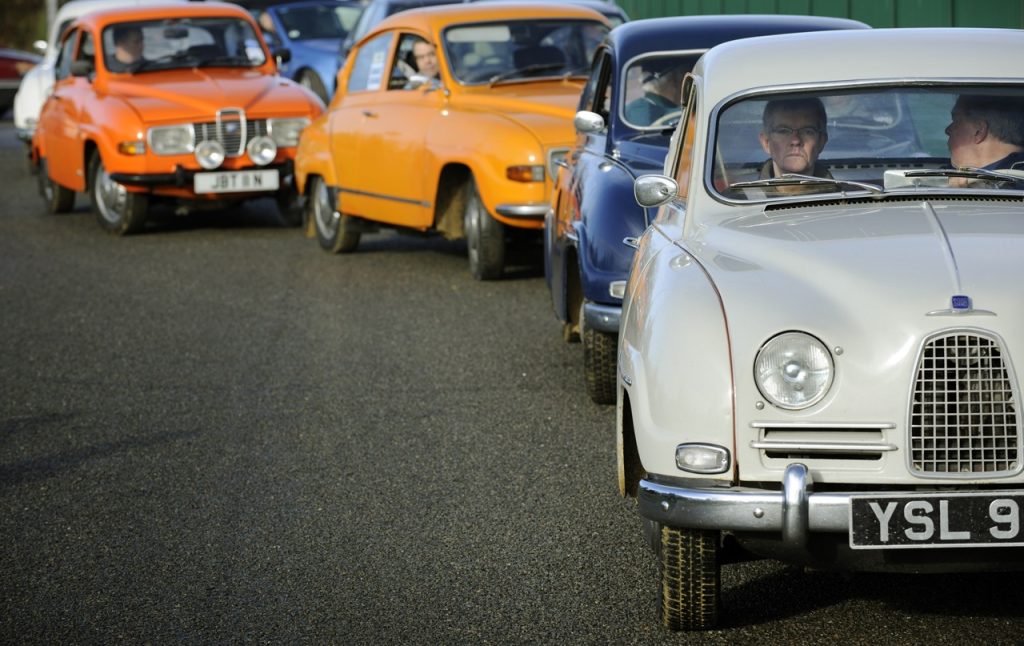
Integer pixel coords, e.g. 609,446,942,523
754,332,833,409
195,140,225,170
246,135,277,166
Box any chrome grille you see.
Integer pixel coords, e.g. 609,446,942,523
193,109,268,157
909,330,1021,476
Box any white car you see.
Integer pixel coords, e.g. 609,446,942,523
619,27,1024,630
12,0,184,144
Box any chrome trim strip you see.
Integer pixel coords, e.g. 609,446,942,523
583,302,621,333
495,204,547,218
750,440,897,452
750,421,896,429
337,186,431,208
926,308,997,317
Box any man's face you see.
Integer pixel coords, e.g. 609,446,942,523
412,42,439,79
945,101,982,168
116,30,144,63
759,106,828,175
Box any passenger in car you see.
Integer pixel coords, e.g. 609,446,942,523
946,94,1024,172
757,97,831,179
624,59,683,126
109,25,144,72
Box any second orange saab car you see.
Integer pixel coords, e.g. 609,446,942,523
295,2,610,279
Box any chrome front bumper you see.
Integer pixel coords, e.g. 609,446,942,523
638,463,852,548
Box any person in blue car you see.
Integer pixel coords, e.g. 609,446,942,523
946,94,1024,171
624,58,683,126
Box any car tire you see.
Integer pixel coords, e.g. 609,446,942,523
463,179,504,280
298,70,329,105
310,176,359,253
658,525,721,631
37,158,75,214
583,318,617,405
89,152,147,235
276,186,304,228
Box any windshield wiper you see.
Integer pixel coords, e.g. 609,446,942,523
128,52,198,73
195,55,253,68
900,167,1024,186
730,173,884,194
489,63,565,86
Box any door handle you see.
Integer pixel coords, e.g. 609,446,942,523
362,110,377,118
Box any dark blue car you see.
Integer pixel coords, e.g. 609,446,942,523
256,0,363,103
545,14,869,404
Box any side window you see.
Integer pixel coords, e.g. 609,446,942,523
388,33,435,91
671,76,697,200
346,32,393,93
579,48,612,121
76,31,95,69
54,29,78,81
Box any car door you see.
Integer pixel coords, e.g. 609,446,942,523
332,29,437,228
39,28,89,190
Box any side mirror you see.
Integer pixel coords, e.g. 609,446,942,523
70,60,94,78
574,110,604,134
634,174,678,208
273,47,291,65
33,39,48,55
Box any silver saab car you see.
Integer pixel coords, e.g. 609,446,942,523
619,27,1024,630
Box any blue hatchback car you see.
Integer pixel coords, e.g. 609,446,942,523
545,14,869,404
256,0,363,103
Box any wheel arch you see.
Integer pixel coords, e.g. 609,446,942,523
618,387,643,498
433,162,472,239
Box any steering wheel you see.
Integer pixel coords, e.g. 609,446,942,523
649,110,683,129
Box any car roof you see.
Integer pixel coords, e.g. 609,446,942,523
697,27,1024,106
468,0,627,22
608,14,868,63
369,1,609,37
73,1,256,29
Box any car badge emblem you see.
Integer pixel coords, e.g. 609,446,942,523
224,122,240,135
926,294,995,317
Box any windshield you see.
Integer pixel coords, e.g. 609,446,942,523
621,52,703,130
712,85,1024,201
277,4,361,40
102,17,267,74
443,19,608,85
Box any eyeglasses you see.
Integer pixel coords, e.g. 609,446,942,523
769,126,821,140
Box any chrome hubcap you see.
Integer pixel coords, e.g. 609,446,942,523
95,163,127,224
313,181,339,239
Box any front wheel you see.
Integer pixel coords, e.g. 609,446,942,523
463,179,504,280
89,152,147,235
310,176,359,253
658,526,721,631
37,158,75,214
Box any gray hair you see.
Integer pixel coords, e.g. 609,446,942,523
762,97,827,132
957,95,1024,148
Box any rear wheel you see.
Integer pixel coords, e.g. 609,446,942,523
463,179,504,280
37,158,75,214
310,176,359,253
298,70,329,105
89,152,147,235
658,526,721,631
583,316,617,405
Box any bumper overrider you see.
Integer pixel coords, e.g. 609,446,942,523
110,159,293,191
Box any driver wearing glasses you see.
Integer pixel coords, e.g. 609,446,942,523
757,97,831,179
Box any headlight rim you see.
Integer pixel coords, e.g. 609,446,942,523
754,330,834,411
147,124,195,156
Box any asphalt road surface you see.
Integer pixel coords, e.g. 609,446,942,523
3,121,1023,644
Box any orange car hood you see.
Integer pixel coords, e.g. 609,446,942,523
458,84,580,142
101,69,311,123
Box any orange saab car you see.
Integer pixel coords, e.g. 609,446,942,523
32,2,324,234
295,3,610,279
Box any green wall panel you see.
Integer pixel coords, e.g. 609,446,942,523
615,0,1024,26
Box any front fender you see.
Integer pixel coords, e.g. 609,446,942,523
619,232,735,483
294,112,334,194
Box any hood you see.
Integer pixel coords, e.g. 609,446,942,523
455,83,581,143
691,199,1024,364
101,69,316,122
